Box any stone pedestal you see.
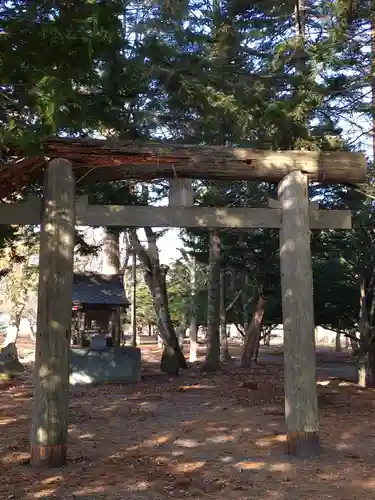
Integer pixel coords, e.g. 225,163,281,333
69,346,141,385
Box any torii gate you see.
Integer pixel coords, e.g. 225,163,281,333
0,139,365,466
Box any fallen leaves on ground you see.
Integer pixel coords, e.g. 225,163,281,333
0,339,374,499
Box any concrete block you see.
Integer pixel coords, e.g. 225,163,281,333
70,346,141,386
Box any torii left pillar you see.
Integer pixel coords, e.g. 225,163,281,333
30,159,75,468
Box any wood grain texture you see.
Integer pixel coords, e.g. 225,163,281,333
278,170,320,457
30,159,75,468
0,198,352,229
44,137,366,183
0,196,352,230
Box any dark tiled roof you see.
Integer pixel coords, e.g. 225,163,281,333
72,272,129,307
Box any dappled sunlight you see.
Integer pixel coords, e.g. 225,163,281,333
233,459,293,473
174,460,205,473
180,383,217,391
72,486,107,496
142,434,172,447
2,342,375,499
254,434,287,448
40,475,64,486
355,479,375,491
174,438,201,448
0,417,17,426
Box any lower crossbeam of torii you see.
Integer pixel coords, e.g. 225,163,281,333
0,190,351,230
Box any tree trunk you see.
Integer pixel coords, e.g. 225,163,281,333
241,295,267,368
129,223,187,374
335,332,342,352
131,251,137,347
144,265,187,375
102,228,121,345
358,339,375,388
189,255,198,363
253,327,262,363
358,269,375,387
362,0,375,389
30,159,75,468
202,230,221,372
220,268,230,362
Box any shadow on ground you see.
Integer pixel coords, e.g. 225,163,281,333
0,343,373,499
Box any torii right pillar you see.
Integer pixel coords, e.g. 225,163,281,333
278,170,319,457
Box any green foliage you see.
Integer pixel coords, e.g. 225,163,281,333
0,0,373,340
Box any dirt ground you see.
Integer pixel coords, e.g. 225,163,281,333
1,338,375,500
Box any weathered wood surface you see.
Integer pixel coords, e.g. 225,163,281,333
268,197,319,210
44,137,366,183
278,170,320,457
76,203,351,229
0,197,352,229
169,178,194,207
30,159,76,468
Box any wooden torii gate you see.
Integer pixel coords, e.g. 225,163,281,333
0,140,365,467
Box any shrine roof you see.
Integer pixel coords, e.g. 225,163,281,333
72,272,129,307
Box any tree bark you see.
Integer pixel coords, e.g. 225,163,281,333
102,228,120,275
335,332,342,352
30,159,75,468
241,295,267,368
144,265,187,374
362,0,375,389
358,269,375,387
102,228,121,345
202,230,221,372
220,268,230,362
131,251,137,347
129,227,187,374
189,255,198,363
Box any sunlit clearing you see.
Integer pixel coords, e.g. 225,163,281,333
318,379,352,387
41,476,64,485
33,488,58,498
143,434,171,447
174,438,201,448
79,433,95,439
255,434,286,448
340,432,352,440
206,434,235,444
205,426,228,433
268,462,293,472
233,460,265,471
127,481,151,492
0,417,17,425
174,461,205,473
336,443,353,450
354,479,375,490
171,450,184,456
74,486,106,496
180,384,217,390
233,460,293,472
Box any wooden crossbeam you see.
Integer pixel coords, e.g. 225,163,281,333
44,138,367,183
0,196,352,229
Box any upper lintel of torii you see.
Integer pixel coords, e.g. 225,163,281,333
0,136,367,200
